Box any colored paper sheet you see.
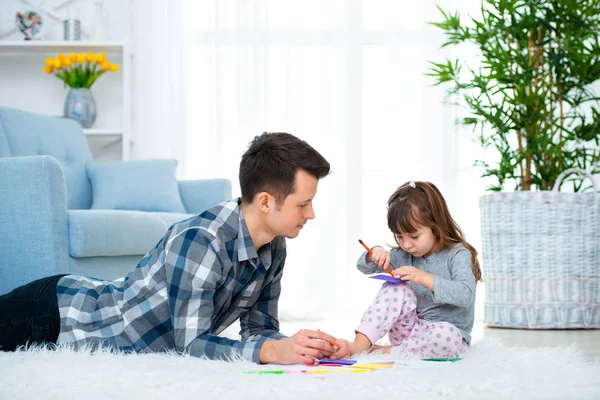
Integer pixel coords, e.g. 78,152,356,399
305,368,372,374
317,358,357,365
369,274,403,283
244,361,395,375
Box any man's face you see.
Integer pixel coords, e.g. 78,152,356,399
267,169,318,239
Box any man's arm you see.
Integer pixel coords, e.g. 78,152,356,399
165,231,337,364
164,228,267,362
237,248,341,365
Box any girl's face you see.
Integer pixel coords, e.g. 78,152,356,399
394,225,438,258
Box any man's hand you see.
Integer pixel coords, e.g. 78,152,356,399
259,329,338,365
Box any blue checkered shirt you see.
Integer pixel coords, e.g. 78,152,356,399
56,198,287,362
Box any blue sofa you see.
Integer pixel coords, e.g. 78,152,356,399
0,106,232,295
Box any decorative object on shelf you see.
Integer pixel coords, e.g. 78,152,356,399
63,18,81,40
43,51,120,128
63,5,82,41
64,88,97,129
15,11,43,40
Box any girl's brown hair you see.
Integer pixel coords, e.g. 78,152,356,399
387,181,482,283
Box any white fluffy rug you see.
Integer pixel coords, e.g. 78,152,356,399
1,339,599,400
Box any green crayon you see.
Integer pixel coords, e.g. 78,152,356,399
245,370,286,374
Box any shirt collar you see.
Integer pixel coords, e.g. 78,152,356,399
235,198,272,268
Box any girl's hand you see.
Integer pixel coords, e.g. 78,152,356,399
367,247,391,270
393,266,434,290
327,339,353,359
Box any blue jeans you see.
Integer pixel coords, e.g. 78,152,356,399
0,275,65,351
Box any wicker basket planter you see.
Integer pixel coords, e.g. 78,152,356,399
480,170,600,328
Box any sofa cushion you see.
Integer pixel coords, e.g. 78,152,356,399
0,106,93,209
87,159,186,213
68,210,193,257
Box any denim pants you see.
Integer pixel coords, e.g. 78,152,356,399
0,275,66,351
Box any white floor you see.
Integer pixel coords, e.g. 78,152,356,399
471,324,600,362
3,334,599,400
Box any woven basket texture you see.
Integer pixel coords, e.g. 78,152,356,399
480,190,600,328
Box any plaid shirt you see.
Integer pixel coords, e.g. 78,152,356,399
56,198,287,363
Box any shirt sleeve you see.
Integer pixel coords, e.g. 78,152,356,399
356,251,381,274
357,247,404,274
164,227,268,363
239,251,288,344
432,248,476,307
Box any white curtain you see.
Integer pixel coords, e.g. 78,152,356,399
180,0,486,316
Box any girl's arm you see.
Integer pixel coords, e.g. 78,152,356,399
356,250,382,274
432,249,476,308
356,246,396,274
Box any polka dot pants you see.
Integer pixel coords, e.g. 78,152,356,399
355,282,468,357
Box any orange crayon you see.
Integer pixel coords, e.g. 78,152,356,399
358,239,396,278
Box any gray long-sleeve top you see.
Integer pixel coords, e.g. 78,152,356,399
357,244,476,344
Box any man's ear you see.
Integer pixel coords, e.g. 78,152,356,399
256,191,272,213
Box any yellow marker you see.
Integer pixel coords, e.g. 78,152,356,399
343,368,372,373
350,363,394,370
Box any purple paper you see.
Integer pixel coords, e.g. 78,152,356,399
369,274,404,283
317,358,357,365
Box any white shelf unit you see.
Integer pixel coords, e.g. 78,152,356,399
0,40,131,161
0,41,126,54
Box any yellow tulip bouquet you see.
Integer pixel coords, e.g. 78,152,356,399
43,51,120,88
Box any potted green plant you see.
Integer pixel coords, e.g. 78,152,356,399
428,0,600,328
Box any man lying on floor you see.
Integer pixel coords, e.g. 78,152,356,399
0,132,346,365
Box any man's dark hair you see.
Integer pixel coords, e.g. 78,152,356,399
239,132,330,204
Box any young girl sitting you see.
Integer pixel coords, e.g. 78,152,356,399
333,181,482,359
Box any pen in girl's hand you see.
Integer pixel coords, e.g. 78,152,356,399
358,239,396,278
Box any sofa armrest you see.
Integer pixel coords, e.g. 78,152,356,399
178,179,232,214
0,156,70,294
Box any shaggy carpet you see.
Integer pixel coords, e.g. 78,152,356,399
0,339,598,400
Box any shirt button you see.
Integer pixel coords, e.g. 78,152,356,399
241,279,247,284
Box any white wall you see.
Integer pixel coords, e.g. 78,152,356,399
129,0,185,163
176,0,491,315
0,0,493,317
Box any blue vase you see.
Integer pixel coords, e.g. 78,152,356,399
64,88,97,128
